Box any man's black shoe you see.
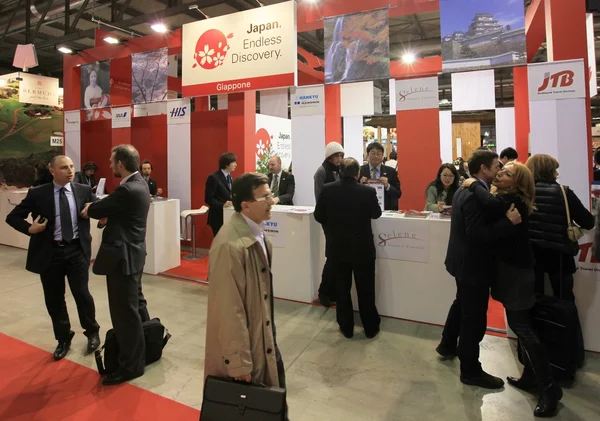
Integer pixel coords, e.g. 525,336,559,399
436,342,458,359
365,326,380,339
87,332,101,354
339,326,353,339
318,294,335,308
53,331,75,361
461,371,505,389
102,369,144,386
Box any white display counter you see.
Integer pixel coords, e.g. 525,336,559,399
225,206,600,352
0,190,180,275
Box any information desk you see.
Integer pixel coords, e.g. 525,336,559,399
0,190,180,275
224,207,600,352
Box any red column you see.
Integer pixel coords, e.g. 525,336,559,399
544,0,592,183
513,66,530,161
325,84,341,144
227,92,256,174
195,96,210,112
396,108,440,210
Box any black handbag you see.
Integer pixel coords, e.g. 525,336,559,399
200,375,286,421
95,318,171,375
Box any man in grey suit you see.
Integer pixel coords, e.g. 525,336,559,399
82,144,150,385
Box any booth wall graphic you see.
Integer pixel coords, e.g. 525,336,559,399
255,113,292,174
182,0,297,96
440,0,526,72
324,8,390,84
132,48,169,104
0,79,63,188
81,60,111,109
19,73,60,107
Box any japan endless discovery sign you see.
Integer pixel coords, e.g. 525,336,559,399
182,1,297,96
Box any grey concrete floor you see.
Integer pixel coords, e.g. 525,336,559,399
0,245,599,421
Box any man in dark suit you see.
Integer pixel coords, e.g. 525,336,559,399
141,160,163,196
6,155,101,360
74,161,98,191
205,152,237,236
267,156,295,205
438,149,522,389
82,144,151,386
359,142,401,210
314,158,382,339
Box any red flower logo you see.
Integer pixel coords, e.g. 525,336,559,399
255,128,272,157
193,29,233,70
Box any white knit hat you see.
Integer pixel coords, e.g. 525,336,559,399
324,142,344,159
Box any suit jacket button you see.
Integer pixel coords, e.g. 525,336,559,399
266,321,270,326
264,294,268,300
225,359,230,364
261,268,266,273
266,348,272,354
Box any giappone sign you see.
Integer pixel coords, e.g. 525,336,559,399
182,1,297,96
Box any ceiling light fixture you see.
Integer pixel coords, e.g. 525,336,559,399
188,5,210,18
151,23,168,33
58,46,73,54
402,52,416,65
104,36,119,44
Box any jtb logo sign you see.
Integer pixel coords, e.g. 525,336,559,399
538,70,575,92
578,243,599,264
170,107,187,118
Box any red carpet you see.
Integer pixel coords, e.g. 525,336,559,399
487,297,507,336
0,333,200,421
160,254,208,282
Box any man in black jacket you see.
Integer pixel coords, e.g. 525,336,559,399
6,155,100,360
205,152,237,236
82,144,151,386
359,142,401,210
267,156,295,205
438,150,522,389
74,161,98,191
141,160,162,196
315,158,382,338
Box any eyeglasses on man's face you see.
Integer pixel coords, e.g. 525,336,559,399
253,194,275,203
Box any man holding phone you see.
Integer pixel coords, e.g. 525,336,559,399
6,155,101,360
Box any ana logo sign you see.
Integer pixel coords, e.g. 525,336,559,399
538,71,574,92
193,29,233,70
115,112,128,118
170,106,187,118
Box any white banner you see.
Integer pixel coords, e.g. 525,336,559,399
18,73,59,107
134,102,167,117
587,14,597,98
255,114,292,172
373,218,429,263
528,59,586,101
50,136,63,147
168,123,191,212
451,70,496,111
182,1,297,96
64,110,80,132
111,106,131,128
341,81,374,117
167,98,191,125
395,77,439,111
264,213,285,248
291,85,324,117
366,181,385,212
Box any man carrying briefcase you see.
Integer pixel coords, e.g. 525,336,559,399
202,173,288,420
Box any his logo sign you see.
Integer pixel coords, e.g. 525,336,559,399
170,107,187,118
193,29,233,70
538,71,575,92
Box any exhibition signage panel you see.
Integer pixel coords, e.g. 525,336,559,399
373,218,429,263
395,77,439,111
111,106,131,128
167,98,191,125
64,110,81,132
134,102,167,117
255,113,292,173
264,212,285,248
182,1,297,96
366,181,385,212
528,59,586,101
50,136,64,147
19,73,59,107
291,85,324,117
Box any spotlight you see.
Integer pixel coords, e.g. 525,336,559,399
151,23,168,33
58,46,73,54
103,36,119,44
402,53,416,65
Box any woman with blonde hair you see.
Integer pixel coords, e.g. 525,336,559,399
465,161,562,418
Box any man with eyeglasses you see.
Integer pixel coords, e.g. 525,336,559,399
360,142,402,210
204,172,289,420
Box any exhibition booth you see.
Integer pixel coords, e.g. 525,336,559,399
1,0,599,353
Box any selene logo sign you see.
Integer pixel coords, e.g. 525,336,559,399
395,77,439,111
528,60,586,101
182,1,297,96
374,219,429,263
538,71,574,92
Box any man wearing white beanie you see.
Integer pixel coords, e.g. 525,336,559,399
313,141,344,307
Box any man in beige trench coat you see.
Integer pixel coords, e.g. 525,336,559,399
204,172,288,418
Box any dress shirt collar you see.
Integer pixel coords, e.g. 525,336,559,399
369,164,382,173
53,181,72,192
272,170,282,180
221,169,231,179
241,213,265,239
120,171,138,185
475,177,490,191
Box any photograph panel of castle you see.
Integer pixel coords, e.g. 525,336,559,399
440,0,526,72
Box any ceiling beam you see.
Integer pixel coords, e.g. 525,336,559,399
411,14,427,40
115,0,133,21
32,0,56,41
0,0,22,44
71,0,92,32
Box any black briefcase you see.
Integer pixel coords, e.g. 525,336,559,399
95,318,171,375
200,375,286,421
